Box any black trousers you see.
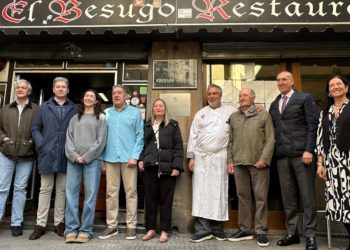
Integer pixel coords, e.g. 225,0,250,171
143,168,177,232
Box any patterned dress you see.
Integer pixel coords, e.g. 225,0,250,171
316,102,350,223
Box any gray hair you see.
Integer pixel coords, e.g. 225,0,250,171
240,87,256,97
53,77,69,88
207,84,222,95
16,79,32,95
112,84,128,96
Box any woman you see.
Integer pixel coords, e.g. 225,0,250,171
316,75,350,249
64,89,107,243
138,99,183,243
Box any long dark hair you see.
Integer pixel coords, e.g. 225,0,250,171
323,74,350,114
78,89,103,120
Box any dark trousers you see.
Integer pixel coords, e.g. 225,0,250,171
143,169,176,232
277,156,317,237
194,217,223,235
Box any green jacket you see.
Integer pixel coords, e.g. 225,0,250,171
227,108,275,166
0,100,38,160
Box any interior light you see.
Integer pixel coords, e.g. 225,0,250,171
98,92,109,102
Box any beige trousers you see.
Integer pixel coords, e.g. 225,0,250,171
36,173,66,227
105,162,137,229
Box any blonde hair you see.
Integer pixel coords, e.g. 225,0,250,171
151,98,169,126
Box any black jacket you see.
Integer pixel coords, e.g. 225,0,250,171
269,91,319,158
322,102,350,152
140,119,184,175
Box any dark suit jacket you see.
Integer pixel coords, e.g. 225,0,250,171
269,91,319,159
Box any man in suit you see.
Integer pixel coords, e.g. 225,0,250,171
269,71,319,250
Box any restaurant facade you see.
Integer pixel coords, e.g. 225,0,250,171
1,0,350,234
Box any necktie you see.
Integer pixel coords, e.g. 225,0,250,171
281,95,288,113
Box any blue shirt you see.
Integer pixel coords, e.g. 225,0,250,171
103,104,144,163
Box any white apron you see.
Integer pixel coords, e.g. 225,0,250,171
187,105,236,221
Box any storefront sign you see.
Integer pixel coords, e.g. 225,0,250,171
153,59,197,89
159,93,191,117
1,0,350,32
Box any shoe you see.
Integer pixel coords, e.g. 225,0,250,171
212,230,227,241
142,230,156,241
65,233,77,243
76,233,90,243
305,237,317,250
98,227,118,239
29,225,46,240
228,229,253,242
54,222,65,237
11,226,23,237
257,234,269,247
190,232,213,243
159,231,168,243
126,228,136,240
276,234,300,246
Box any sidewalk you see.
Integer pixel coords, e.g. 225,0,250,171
0,229,348,250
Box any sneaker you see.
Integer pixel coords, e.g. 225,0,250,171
99,227,118,240
76,233,90,243
65,233,77,243
228,229,253,242
29,225,46,240
11,226,23,237
126,228,136,240
212,230,227,241
54,222,65,237
190,232,213,243
257,234,269,247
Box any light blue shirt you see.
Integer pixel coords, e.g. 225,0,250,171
103,104,144,163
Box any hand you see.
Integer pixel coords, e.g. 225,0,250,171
316,164,326,180
2,137,10,142
101,161,106,172
255,104,265,112
302,151,313,165
188,159,195,172
171,169,180,177
254,160,267,169
127,159,137,168
75,156,86,164
227,163,235,174
138,161,144,171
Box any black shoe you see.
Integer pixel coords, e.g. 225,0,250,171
11,226,23,237
190,232,213,243
29,225,46,240
306,237,317,250
212,230,227,241
257,234,269,247
277,235,300,246
54,222,65,237
228,229,253,242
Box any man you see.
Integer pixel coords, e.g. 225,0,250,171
269,71,319,250
187,84,236,242
99,84,143,240
227,88,275,247
29,77,78,240
0,79,38,237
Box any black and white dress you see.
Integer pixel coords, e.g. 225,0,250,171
316,102,350,223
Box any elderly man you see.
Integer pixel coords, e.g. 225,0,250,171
0,79,38,237
30,77,78,240
227,88,275,247
187,84,236,242
99,84,144,240
269,71,319,250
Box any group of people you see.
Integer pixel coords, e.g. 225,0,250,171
0,71,349,249
187,71,350,250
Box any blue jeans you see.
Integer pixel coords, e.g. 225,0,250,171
65,159,101,237
0,152,33,226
